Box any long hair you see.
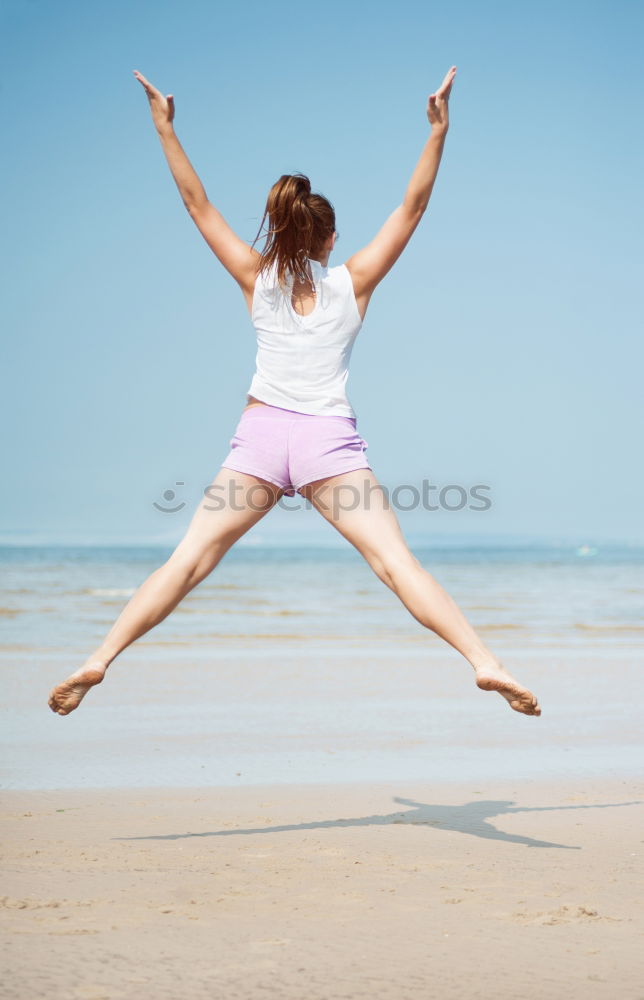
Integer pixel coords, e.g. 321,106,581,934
251,173,336,290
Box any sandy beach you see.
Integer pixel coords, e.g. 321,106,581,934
2,776,643,999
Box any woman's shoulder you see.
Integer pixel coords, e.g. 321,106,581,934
327,261,354,285
254,259,280,291
328,261,359,298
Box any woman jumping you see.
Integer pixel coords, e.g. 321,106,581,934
48,65,541,718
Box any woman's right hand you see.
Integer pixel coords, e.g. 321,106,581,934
133,70,175,132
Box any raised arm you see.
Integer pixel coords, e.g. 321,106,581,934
133,71,259,299
345,66,456,315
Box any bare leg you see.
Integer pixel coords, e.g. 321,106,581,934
48,469,284,715
299,470,541,716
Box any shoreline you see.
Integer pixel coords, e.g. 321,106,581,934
3,771,644,796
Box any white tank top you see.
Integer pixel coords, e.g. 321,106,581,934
247,256,363,417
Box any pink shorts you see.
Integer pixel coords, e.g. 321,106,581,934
221,402,371,496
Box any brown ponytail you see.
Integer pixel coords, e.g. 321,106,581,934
251,173,336,290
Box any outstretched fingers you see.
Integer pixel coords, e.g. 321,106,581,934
133,69,159,98
435,65,457,101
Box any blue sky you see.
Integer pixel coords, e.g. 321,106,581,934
1,0,642,546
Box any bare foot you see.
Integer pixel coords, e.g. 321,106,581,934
48,660,108,716
475,660,541,716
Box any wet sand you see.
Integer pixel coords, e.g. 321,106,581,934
2,776,643,999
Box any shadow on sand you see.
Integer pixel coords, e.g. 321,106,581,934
114,796,642,850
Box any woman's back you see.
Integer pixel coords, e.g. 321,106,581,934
247,257,363,418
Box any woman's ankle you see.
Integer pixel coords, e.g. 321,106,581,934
469,651,501,674
86,650,114,672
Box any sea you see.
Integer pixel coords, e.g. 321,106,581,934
1,540,643,790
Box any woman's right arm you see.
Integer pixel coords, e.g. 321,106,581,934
345,66,456,318
133,71,259,298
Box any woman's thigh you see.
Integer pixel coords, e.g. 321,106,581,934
170,466,284,569
299,469,420,581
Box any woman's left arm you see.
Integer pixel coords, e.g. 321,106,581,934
133,71,259,298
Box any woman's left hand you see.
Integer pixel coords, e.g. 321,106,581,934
427,66,456,133
133,70,175,134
